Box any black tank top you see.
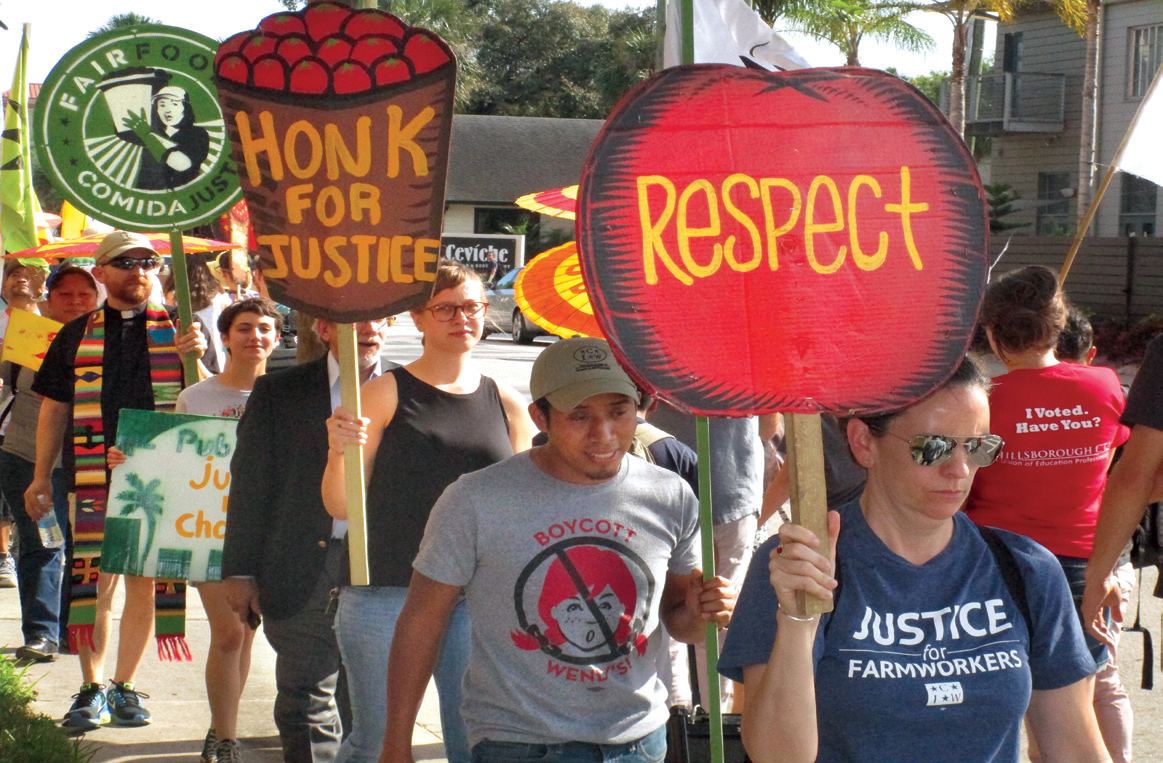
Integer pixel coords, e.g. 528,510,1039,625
363,366,513,586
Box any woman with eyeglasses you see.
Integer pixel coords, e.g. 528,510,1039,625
717,357,1110,763
967,265,1131,763
321,259,534,763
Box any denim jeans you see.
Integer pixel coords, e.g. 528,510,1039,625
471,726,667,763
1057,555,1109,670
335,585,471,763
0,451,70,645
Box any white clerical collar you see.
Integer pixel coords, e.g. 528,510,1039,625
111,303,147,319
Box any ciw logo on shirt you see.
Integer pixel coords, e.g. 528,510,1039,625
925,682,964,706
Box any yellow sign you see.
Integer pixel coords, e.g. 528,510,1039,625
2,309,62,371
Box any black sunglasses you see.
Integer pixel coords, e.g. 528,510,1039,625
106,256,162,271
885,432,1004,468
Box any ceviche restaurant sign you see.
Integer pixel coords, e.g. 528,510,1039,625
34,25,242,230
101,410,238,583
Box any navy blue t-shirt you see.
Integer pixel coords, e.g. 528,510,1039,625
719,501,1094,763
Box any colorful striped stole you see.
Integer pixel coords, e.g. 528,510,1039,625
69,303,191,662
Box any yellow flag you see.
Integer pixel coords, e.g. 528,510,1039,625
1,25,39,254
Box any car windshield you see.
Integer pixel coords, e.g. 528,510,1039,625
496,268,522,288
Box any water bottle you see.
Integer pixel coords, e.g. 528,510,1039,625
36,495,64,550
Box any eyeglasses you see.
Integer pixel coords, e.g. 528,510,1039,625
426,301,487,321
106,257,161,271
884,432,1004,468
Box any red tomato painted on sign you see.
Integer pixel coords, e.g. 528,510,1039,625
578,66,988,416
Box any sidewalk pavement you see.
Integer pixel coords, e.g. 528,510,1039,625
0,581,449,763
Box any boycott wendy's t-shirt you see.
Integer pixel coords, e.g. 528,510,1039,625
967,362,1129,558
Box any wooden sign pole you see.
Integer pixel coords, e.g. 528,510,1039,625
338,324,369,586
785,413,832,617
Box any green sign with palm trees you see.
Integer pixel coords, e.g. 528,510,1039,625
102,410,237,582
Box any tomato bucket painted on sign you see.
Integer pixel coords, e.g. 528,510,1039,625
213,1,457,323
578,66,989,416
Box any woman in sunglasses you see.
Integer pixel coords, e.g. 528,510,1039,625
321,259,534,763
718,357,1109,763
967,265,1131,762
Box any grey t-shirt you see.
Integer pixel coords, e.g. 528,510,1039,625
175,376,251,418
415,450,702,747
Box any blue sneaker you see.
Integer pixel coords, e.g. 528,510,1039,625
62,683,110,731
106,681,152,726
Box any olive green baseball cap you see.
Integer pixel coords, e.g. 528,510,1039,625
94,231,157,265
531,337,639,412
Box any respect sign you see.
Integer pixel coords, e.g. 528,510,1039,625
214,1,457,323
578,67,989,416
101,410,237,583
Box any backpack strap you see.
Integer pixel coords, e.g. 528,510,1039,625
975,524,1034,638
635,421,675,449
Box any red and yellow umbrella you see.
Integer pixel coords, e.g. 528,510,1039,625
514,185,578,220
4,231,241,259
515,241,604,339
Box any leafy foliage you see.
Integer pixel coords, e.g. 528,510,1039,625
87,13,163,37
0,658,94,763
765,0,933,66
984,182,1028,233
464,0,655,118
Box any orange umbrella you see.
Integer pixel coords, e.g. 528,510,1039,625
515,185,578,220
4,231,241,259
515,241,604,339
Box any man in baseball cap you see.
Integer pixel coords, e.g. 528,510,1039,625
28,229,205,732
380,337,734,763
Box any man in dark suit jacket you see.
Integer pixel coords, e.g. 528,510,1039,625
223,317,390,763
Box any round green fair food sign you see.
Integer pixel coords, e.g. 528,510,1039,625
34,25,241,231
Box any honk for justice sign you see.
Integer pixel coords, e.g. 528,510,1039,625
101,410,238,583
578,67,989,416
213,1,456,322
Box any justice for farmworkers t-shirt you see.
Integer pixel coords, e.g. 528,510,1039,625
719,502,1094,763
967,362,1129,557
414,451,701,748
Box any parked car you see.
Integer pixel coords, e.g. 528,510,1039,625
483,266,549,344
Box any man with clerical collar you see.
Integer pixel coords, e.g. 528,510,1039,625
26,230,206,731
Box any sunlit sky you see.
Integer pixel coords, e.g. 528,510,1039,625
1,0,986,89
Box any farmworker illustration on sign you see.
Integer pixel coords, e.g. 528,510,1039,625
102,70,212,191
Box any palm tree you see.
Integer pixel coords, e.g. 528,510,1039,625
87,13,163,38
1075,0,1100,227
922,0,1086,136
778,0,935,67
117,473,166,576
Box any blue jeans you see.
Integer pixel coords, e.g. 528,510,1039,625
0,451,70,645
335,585,471,763
471,726,667,763
1058,555,1109,671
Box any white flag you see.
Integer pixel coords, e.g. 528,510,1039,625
1114,63,1163,187
662,0,810,71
